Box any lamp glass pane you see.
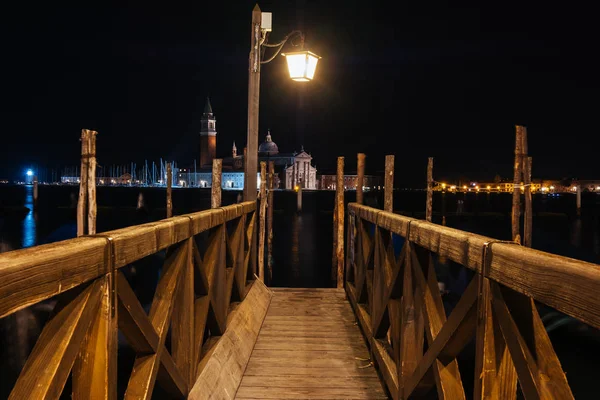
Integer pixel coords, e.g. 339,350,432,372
305,54,319,80
285,54,309,80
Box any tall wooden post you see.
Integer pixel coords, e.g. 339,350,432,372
524,156,533,248
258,162,267,282
576,184,582,216
356,153,365,205
33,176,38,209
166,162,172,218
77,129,90,237
267,161,275,282
384,155,394,213
211,159,222,209
512,126,524,243
244,5,262,202
334,157,345,288
86,130,98,235
426,157,433,222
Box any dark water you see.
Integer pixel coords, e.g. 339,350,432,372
1,185,599,398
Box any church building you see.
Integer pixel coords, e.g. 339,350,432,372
178,98,317,190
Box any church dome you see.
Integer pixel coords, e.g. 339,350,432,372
258,130,279,156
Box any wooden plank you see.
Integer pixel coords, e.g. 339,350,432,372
239,375,383,390
211,158,222,209
243,364,376,377
189,280,272,400
0,237,108,319
125,241,186,400
474,276,517,400
171,238,194,387
492,283,574,399
10,278,104,400
235,386,388,399
253,339,369,353
404,261,478,398
73,273,117,400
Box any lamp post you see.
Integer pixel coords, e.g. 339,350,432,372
244,4,321,201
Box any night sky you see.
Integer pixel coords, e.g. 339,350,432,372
1,1,598,186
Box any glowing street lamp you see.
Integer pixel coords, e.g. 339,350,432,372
26,169,33,177
245,5,322,200
282,51,321,82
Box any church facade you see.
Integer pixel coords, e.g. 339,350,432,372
179,98,317,190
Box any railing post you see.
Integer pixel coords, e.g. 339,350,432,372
576,183,582,216
426,157,433,222
211,159,222,209
77,129,90,236
356,153,365,205
87,130,98,235
166,162,173,218
335,156,345,288
267,161,275,282
258,161,267,282
384,155,394,213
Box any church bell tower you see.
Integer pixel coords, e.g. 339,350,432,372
200,97,217,167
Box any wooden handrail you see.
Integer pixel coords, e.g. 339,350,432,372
0,200,257,399
349,202,600,329
345,202,594,399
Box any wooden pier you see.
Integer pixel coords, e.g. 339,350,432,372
2,153,600,399
236,288,387,399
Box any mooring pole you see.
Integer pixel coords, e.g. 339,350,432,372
297,185,303,212
384,155,394,213
77,129,90,236
426,157,433,222
86,130,98,235
512,126,524,243
356,153,365,205
33,175,38,209
211,159,222,209
267,161,275,282
258,162,267,281
576,184,582,216
166,162,172,218
334,156,345,288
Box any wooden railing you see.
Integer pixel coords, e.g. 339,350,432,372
0,201,257,399
345,202,600,400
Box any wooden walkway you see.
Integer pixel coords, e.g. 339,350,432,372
235,288,388,399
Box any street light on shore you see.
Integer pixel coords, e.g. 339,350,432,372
244,4,322,201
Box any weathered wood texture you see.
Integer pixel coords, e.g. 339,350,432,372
86,129,98,235
426,157,433,222
243,5,261,202
212,158,222,209
189,280,272,399
77,129,90,237
235,288,387,399
356,153,365,205
335,156,345,288
267,161,274,283
346,202,589,399
166,162,172,218
0,201,258,398
258,161,267,281
512,125,524,242
384,155,394,212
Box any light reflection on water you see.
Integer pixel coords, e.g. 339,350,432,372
21,185,37,248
